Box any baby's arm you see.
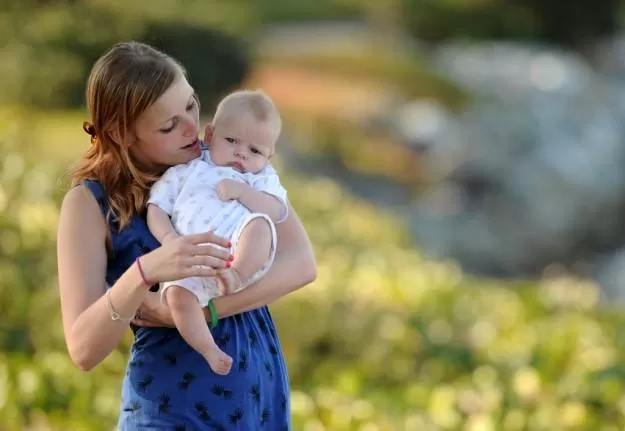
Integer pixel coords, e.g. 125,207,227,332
238,185,283,222
216,180,284,222
147,165,185,243
147,205,179,243
216,165,288,223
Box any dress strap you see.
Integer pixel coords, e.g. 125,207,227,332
82,179,110,219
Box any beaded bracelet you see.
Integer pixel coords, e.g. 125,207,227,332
207,299,219,329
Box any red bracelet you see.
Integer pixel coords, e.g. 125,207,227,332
135,257,154,287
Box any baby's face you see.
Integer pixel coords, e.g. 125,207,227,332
209,113,275,174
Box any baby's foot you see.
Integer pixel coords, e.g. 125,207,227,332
202,344,233,375
217,268,243,294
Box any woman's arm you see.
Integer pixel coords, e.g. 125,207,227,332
57,186,149,371
212,202,316,318
58,186,232,370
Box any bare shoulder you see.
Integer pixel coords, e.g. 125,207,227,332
58,184,106,239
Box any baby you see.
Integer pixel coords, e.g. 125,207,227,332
147,90,288,375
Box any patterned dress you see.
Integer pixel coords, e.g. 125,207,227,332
83,180,291,430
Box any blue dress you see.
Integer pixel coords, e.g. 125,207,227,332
83,180,291,430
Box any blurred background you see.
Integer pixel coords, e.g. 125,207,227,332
4,0,625,429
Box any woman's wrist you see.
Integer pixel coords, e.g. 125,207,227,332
104,258,153,322
135,257,156,287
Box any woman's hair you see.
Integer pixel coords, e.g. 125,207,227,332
72,41,186,230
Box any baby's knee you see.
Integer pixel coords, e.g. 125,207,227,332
245,217,274,237
165,286,197,311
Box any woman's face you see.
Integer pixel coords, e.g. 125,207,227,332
131,74,202,171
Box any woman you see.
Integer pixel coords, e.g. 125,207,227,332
57,41,316,429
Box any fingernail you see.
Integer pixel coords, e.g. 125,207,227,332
227,241,232,248
226,262,231,268
229,255,235,261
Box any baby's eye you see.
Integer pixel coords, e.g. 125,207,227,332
225,137,236,144
250,148,261,155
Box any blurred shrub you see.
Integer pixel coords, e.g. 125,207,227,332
0,2,250,109
399,0,620,51
258,0,363,23
141,22,250,110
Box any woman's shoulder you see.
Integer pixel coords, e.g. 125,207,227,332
62,182,102,212
63,180,108,217
58,182,108,243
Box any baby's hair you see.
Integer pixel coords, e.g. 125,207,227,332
213,89,282,141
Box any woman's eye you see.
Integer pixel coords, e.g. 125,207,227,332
160,124,175,133
186,100,196,111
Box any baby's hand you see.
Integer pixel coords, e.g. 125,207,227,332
216,179,244,201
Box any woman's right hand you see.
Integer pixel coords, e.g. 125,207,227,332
140,231,232,283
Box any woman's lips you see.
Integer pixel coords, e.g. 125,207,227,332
182,139,200,151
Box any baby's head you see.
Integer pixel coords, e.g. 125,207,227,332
208,89,281,174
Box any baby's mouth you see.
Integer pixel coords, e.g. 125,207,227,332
229,162,245,173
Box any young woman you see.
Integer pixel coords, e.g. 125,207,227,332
57,41,316,429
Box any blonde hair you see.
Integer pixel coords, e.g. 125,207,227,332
213,89,282,143
72,41,187,230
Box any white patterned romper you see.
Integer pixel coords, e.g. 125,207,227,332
147,149,288,306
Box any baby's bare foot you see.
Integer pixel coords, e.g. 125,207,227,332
217,268,242,294
202,345,233,375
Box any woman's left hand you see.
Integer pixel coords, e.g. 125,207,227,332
132,290,175,328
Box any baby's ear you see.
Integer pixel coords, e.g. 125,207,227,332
203,124,214,144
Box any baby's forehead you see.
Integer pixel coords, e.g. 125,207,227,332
222,117,275,139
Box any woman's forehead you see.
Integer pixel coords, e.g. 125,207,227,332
143,76,194,125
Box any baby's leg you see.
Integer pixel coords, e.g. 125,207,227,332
219,215,274,292
165,286,232,375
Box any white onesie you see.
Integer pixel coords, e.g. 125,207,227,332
148,149,288,306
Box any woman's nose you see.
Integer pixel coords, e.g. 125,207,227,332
182,116,200,138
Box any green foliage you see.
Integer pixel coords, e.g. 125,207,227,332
0,1,251,109
257,0,364,23
141,22,251,109
4,110,625,430
399,0,621,49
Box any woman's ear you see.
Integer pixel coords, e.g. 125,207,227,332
107,127,123,146
107,126,137,147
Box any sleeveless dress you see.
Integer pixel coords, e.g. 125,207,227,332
83,180,291,430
